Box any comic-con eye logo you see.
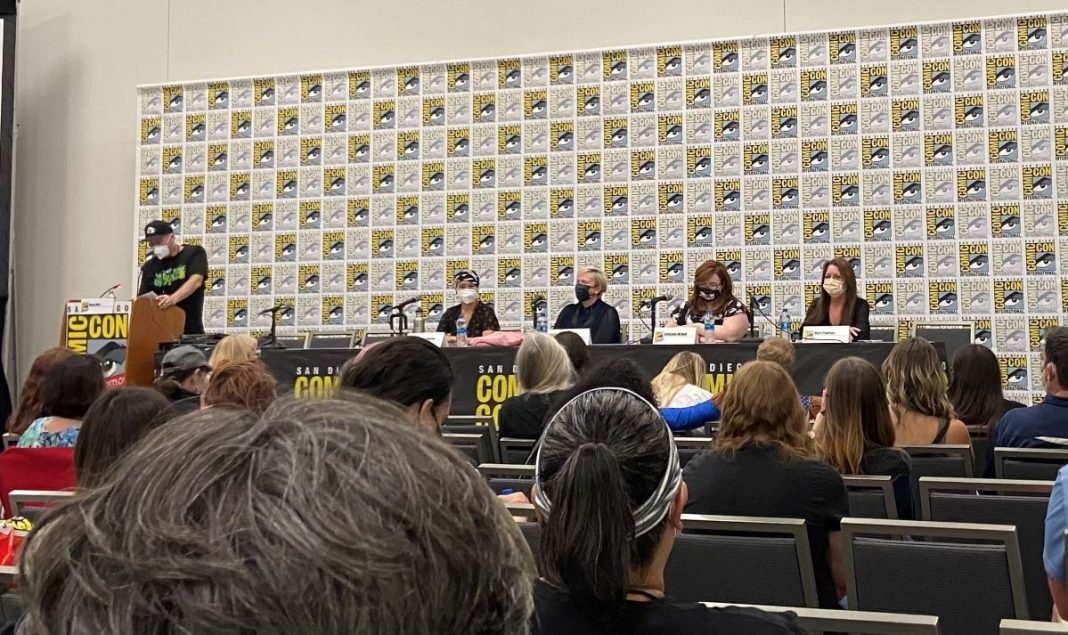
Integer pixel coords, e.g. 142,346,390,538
1026,241,1057,275
955,96,984,128
715,110,740,141
890,26,918,60
210,81,231,109
829,32,856,64
929,281,958,314
923,61,951,94
255,78,276,105
956,169,986,202
959,243,989,276
712,42,738,72
801,70,827,101
1023,165,1053,200
952,22,982,55
1018,17,1047,50
1021,91,1050,124
549,56,573,85
861,65,888,97
658,46,684,76
893,99,921,132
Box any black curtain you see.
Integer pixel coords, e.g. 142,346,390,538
0,2,20,426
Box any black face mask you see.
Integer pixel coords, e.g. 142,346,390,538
697,287,720,302
575,283,591,302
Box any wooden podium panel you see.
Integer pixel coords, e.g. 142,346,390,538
125,297,184,386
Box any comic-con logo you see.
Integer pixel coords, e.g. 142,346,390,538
1020,91,1050,124
251,267,272,295
829,31,856,63
804,211,831,243
1018,17,1048,50
472,225,495,254
604,186,628,216
299,264,320,293
141,117,161,144
864,210,892,241
955,96,984,128
956,169,986,202
988,130,1017,164
991,204,1021,238
1023,165,1053,200
831,103,858,135
1026,241,1057,275
742,73,768,105
926,207,956,240
659,182,684,213
715,110,740,141
659,252,685,283
226,299,248,327
867,282,894,315
801,70,827,101
895,245,924,277
687,147,712,178
631,218,656,249
860,65,888,97
928,281,958,314
923,61,951,93
986,56,1016,89
994,279,1025,313
346,263,369,292
712,42,737,73
228,236,249,264
774,249,801,280
952,21,982,55
959,243,989,276
498,258,521,288
578,221,602,252
802,140,828,172
395,261,418,291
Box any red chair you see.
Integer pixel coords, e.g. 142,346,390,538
0,448,75,517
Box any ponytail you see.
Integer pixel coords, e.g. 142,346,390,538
540,442,632,606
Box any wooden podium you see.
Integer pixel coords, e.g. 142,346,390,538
125,297,185,386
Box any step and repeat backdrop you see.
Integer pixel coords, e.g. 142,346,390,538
136,13,1068,402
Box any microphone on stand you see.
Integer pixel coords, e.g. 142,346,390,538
530,296,547,331
390,297,421,335
257,303,291,349
639,294,674,344
99,283,122,299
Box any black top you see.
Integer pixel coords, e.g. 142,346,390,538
554,299,622,344
138,245,209,335
673,296,747,326
861,447,914,520
532,578,807,635
499,391,566,439
801,298,870,341
683,445,848,609
437,301,500,338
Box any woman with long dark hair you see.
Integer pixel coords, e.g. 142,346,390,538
532,387,804,634
801,257,870,341
949,344,1026,433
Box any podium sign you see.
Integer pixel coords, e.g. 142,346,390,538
653,327,698,345
63,300,132,388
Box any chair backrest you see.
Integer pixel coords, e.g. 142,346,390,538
843,517,1029,635
0,448,76,517
902,445,975,478
919,477,1053,622
272,334,309,349
477,463,535,496
517,521,541,567
498,437,536,464
442,433,488,466
306,332,355,349
674,437,714,468
1,434,18,451
442,424,499,463
969,427,991,478
703,602,941,635
668,514,820,608
995,448,1068,481
8,489,75,522
843,474,898,519
1001,619,1068,633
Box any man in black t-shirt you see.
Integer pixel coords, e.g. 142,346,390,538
138,220,209,334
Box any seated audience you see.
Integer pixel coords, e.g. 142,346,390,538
16,398,534,635
1043,462,1068,620
547,357,658,424
553,331,590,376
498,333,574,439
683,361,849,609
651,352,720,431
813,357,912,519
755,337,820,419
949,344,1026,434
6,347,75,435
200,360,278,414
74,387,174,489
154,345,212,415
992,326,1068,470
18,356,105,449
207,333,259,368
532,386,805,634
882,338,970,447
338,336,454,434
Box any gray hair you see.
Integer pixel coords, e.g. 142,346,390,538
516,332,575,395
17,398,535,635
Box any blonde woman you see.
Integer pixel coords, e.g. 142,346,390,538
208,334,258,368
553,267,621,344
882,338,970,446
683,361,849,609
498,333,575,438
651,352,720,431
814,357,912,519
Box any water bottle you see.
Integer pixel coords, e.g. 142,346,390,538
703,310,715,340
455,316,468,346
779,308,791,339
414,307,426,333
535,305,548,333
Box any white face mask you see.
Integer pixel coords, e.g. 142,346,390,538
823,278,845,298
458,289,479,304
152,244,171,259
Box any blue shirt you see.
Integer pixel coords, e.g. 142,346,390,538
1044,464,1068,582
992,395,1068,451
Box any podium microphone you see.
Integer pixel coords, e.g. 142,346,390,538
394,296,421,311
639,293,673,307
258,304,287,317
99,283,122,299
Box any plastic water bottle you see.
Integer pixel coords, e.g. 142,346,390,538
535,305,548,333
703,310,715,340
414,307,426,333
779,308,791,339
456,316,468,346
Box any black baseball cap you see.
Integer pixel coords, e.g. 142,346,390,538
143,220,174,241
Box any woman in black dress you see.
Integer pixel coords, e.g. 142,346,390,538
437,270,500,341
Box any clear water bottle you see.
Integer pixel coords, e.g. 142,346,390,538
703,310,715,340
455,315,468,346
779,308,791,339
535,305,548,333
414,307,426,333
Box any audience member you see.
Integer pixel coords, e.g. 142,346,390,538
201,360,278,414
498,333,574,439
154,345,212,415
207,333,259,368
949,344,1026,434
74,387,173,489
339,336,454,434
1044,462,1068,620
651,352,720,431
17,356,105,449
756,337,820,418
6,347,77,436
991,327,1068,473
553,331,590,376
813,357,912,519
16,398,535,635
532,387,805,634
546,357,658,426
683,361,848,609
883,338,970,447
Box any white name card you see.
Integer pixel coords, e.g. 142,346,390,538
409,332,446,347
653,327,698,345
549,328,592,345
801,325,851,343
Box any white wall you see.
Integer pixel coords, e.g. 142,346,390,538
10,0,1068,383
